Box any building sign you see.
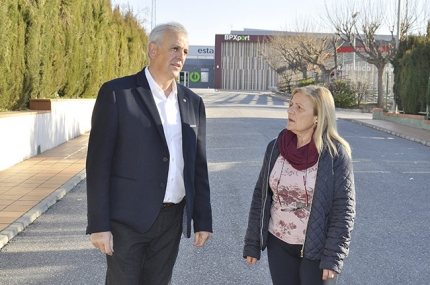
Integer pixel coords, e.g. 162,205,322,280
197,48,214,54
188,46,215,56
337,46,389,53
190,72,200,82
224,34,251,41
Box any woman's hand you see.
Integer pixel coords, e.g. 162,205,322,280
322,269,337,280
246,256,258,265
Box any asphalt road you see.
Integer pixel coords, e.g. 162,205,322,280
0,91,429,285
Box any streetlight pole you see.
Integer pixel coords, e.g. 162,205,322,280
353,36,356,71
394,0,402,113
352,12,360,73
151,0,156,30
396,0,402,49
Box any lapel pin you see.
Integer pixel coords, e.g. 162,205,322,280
183,98,187,102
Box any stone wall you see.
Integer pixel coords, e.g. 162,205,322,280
0,99,95,172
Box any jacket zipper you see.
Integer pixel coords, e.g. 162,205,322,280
300,157,320,258
260,139,277,248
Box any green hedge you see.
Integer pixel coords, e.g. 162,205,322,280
0,0,148,111
392,23,430,115
398,36,430,114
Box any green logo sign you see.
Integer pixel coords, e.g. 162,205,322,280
190,72,200,82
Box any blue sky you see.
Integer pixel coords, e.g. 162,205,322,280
111,0,429,46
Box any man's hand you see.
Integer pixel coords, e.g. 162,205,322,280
322,269,337,280
246,256,258,265
193,231,212,247
90,231,114,256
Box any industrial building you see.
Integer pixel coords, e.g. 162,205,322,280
180,46,214,89
182,29,392,94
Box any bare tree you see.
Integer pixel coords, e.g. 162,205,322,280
325,0,423,107
258,33,310,93
261,33,309,79
293,33,343,85
351,80,370,107
257,40,293,92
261,31,342,89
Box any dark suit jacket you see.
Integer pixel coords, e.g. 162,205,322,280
86,67,212,238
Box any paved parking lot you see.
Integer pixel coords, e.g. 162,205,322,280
1,90,429,284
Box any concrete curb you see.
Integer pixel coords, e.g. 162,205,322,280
346,119,430,147
0,170,86,249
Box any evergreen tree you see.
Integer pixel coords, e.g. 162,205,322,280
80,0,111,98
0,1,26,110
399,33,430,114
39,0,68,99
19,0,43,108
391,37,416,111
60,0,92,98
0,0,148,110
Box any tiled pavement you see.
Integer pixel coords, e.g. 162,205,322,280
0,133,88,248
0,119,429,249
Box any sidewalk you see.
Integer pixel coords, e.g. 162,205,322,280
347,118,430,147
0,133,88,248
0,118,429,249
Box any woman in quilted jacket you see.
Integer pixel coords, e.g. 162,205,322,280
243,85,355,285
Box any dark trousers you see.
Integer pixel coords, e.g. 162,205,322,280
105,200,185,285
267,233,338,285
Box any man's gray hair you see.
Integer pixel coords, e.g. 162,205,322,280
147,22,188,52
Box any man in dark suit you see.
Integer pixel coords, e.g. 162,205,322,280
86,22,212,284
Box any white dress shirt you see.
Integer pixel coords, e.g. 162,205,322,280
145,67,185,203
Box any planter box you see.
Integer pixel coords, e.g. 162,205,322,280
372,108,430,131
29,99,52,110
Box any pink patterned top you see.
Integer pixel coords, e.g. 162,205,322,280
268,155,318,245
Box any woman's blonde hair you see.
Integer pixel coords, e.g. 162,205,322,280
291,85,352,158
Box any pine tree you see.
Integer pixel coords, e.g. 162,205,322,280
0,0,149,109
399,34,430,114
0,0,26,110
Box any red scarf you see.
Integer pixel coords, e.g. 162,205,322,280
278,130,319,170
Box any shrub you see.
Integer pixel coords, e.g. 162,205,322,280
350,81,370,107
298,78,316,87
328,80,357,108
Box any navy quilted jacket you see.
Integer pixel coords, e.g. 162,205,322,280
243,130,355,274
